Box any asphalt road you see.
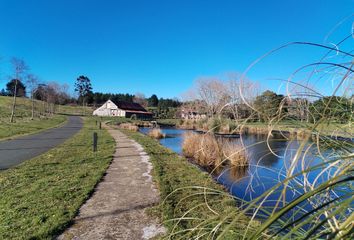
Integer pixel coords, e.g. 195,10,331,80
0,116,83,170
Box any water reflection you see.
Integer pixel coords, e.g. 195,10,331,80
139,127,352,221
228,166,249,181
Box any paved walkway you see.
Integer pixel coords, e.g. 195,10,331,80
0,116,83,170
58,128,165,240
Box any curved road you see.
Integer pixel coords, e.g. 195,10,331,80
0,116,83,170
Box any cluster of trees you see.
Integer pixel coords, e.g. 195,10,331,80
185,76,259,121
186,76,353,123
89,93,134,106
0,58,76,121
144,94,182,118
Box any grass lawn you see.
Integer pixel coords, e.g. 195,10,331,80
0,96,92,118
56,104,93,116
0,117,115,239
156,118,179,126
243,120,353,137
0,115,67,140
121,129,258,239
0,96,94,140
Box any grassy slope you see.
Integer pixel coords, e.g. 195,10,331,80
121,129,258,239
0,115,67,140
0,118,115,239
0,96,89,119
0,96,93,140
156,118,179,126
56,104,93,116
243,120,353,137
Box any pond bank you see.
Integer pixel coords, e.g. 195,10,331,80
139,126,353,229
118,128,259,239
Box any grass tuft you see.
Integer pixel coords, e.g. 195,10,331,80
118,122,139,131
148,128,166,139
182,132,248,168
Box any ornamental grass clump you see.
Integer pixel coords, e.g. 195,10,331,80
182,132,248,168
222,141,249,167
148,128,165,139
118,123,139,131
194,133,222,167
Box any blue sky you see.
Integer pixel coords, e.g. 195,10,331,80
0,0,353,98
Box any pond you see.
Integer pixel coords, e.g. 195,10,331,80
140,127,353,222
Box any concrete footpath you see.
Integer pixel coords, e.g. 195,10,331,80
58,127,165,240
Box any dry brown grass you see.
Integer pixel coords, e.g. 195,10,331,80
182,132,249,168
194,134,222,167
222,141,248,167
296,129,312,140
178,119,197,130
220,124,230,134
118,123,139,131
148,128,166,139
182,132,200,158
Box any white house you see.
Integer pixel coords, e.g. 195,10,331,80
93,100,153,119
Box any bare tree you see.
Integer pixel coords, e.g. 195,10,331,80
26,74,39,120
226,73,242,120
10,58,28,123
133,92,148,108
46,82,63,115
195,78,229,117
59,83,70,104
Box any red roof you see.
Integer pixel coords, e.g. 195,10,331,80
113,101,152,115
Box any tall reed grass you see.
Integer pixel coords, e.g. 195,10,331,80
118,123,139,131
148,128,166,139
182,132,249,168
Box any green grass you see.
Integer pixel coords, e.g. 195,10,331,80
243,120,353,137
0,96,91,119
0,96,93,140
0,117,115,239
121,129,258,239
156,118,179,126
0,115,67,140
56,104,92,116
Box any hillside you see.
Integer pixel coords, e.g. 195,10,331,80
0,96,92,120
0,96,92,140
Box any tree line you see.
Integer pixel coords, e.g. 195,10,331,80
184,76,353,124
0,58,79,122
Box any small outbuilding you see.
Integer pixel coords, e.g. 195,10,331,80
93,100,153,120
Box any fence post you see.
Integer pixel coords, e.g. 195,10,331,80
99,121,102,130
93,132,98,152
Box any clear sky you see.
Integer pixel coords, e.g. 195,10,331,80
0,0,353,98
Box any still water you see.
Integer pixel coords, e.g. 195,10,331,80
140,127,352,219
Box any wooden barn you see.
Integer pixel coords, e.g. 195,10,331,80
93,100,153,120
